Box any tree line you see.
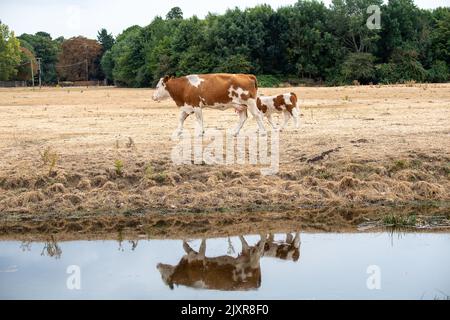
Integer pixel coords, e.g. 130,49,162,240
1,0,449,86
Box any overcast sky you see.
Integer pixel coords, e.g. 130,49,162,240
1,0,449,39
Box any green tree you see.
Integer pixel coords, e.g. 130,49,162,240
0,21,21,81
18,32,60,83
97,28,115,53
330,0,382,53
166,7,183,20
278,0,344,79
109,25,146,86
341,52,376,83
100,50,115,82
430,7,450,64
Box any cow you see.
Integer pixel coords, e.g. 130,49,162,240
257,92,300,130
157,235,266,291
152,73,267,137
259,233,301,262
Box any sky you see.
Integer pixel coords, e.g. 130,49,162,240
1,0,449,39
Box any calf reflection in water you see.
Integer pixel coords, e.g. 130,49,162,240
157,235,266,291
261,233,301,262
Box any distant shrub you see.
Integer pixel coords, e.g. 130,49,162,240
376,63,398,84
427,60,449,83
340,53,376,85
256,74,282,87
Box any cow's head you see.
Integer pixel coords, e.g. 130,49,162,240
152,76,171,101
157,263,175,290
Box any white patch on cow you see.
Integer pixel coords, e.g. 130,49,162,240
186,75,204,88
228,86,249,104
181,104,195,114
258,96,276,113
152,78,171,101
283,93,292,106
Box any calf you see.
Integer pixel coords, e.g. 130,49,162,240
259,233,301,262
257,92,300,130
152,73,266,136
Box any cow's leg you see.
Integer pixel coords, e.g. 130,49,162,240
193,107,205,137
293,232,301,248
286,233,293,243
239,236,250,254
257,234,267,255
183,241,195,254
280,110,291,131
199,239,206,258
233,109,248,136
175,110,190,137
247,98,267,135
292,106,300,129
266,113,278,130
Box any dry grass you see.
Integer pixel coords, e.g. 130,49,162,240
0,84,449,222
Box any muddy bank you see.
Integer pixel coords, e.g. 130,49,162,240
1,206,449,241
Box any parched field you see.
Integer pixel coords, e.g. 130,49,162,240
0,84,449,236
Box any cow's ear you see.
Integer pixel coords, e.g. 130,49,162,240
163,75,170,83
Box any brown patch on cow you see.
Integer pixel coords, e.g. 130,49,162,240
273,95,286,111
272,93,297,115
164,74,258,108
257,97,267,113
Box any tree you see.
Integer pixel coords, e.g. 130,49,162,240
97,28,115,53
166,7,183,20
57,36,102,81
330,0,382,53
430,7,450,64
341,52,376,83
15,47,38,81
18,32,60,83
100,50,115,83
378,0,431,65
109,25,147,86
0,21,21,81
278,1,343,79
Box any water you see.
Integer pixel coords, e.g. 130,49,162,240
0,232,449,300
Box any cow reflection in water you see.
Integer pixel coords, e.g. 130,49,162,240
157,235,265,291
157,232,301,291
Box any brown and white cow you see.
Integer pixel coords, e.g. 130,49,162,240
257,93,300,130
152,73,266,137
157,235,266,291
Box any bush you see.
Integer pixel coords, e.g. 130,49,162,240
376,63,398,84
256,74,282,87
427,60,449,83
340,53,376,84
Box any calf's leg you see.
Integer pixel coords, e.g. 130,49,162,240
247,99,267,135
280,110,291,131
292,106,300,129
266,113,279,130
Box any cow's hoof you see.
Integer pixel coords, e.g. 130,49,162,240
172,131,183,140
